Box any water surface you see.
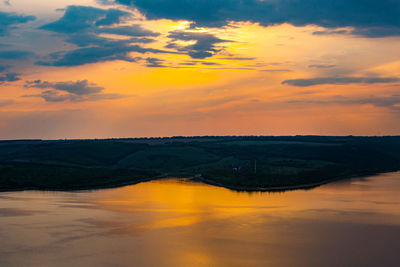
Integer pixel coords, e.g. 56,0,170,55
1,172,400,266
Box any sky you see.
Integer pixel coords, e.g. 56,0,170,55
1,0,400,139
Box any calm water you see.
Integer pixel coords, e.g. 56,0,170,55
1,173,400,267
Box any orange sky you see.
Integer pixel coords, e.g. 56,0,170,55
1,0,400,138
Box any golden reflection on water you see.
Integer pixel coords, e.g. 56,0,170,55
88,176,400,230
0,173,400,266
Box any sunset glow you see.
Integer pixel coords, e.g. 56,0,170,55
1,0,400,138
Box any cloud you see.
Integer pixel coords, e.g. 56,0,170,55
311,28,400,38
0,72,20,83
145,57,165,67
38,5,164,66
178,60,223,67
36,44,166,66
98,25,159,37
24,90,125,102
282,77,400,87
40,6,129,33
26,80,104,95
128,37,156,44
218,57,256,61
289,95,400,111
312,30,350,36
40,5,159,38
308,64,336,69
0,11,35,36
24,80,128,102
350,27,400,38
0,99,14,107
0,50,34,60
0,66,18,84
96,0,115,5
116,0,400,37
261,69,292,72
63,32,156,48
167,30,231,59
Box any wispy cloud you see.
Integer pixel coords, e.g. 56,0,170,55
289,95,400,111
282,77,400,87
166,30,232,59
308,64,336,69
0,99,14,107
24,80,129,102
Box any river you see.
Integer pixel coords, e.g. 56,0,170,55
1,172,400,266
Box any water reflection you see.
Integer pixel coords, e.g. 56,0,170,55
0,173,400,266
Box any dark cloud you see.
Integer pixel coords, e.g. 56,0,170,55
0,72,20,82
282,77,400,87
26,80,104,95
38,5,164,66
308,64,336,69
145,57,165,67
36,44,166,66
24,90,126,102
96,8,130,26
350,27,400,38
0,11,35,36
116,0,400,37
117,0,271,27
24,80,128,102
40,5,159,38
0,66,19,85
200,61,221,66
41,6,158,37
0,66,20,83
62,32,112,47
63,33,156,47
98,25,159,37
128,37,156,43
0,50,34,60
40,6,129,33
167,30,231,59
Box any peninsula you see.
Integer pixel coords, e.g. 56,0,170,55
1,136,400,192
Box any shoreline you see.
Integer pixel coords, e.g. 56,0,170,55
0,169,398,193
0,173,169,193
193,169,400,192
